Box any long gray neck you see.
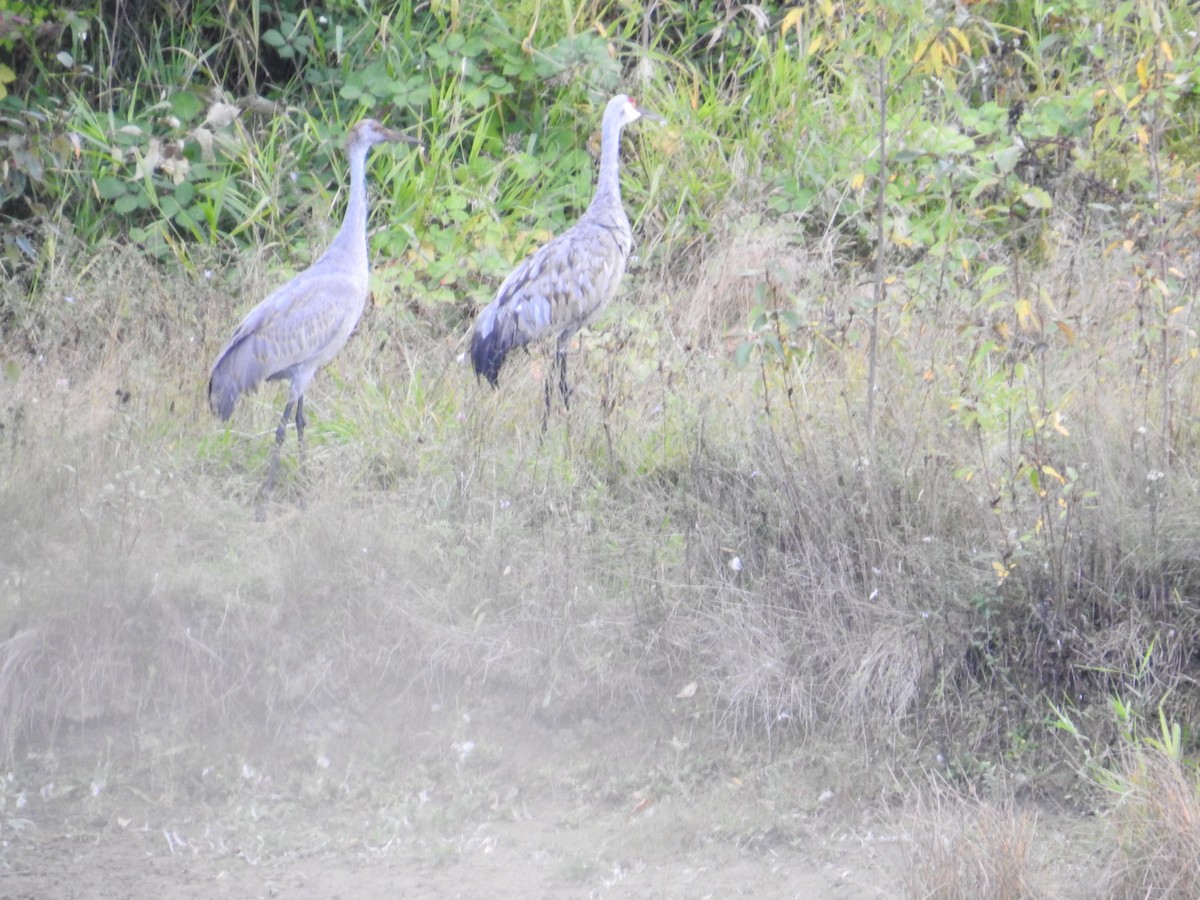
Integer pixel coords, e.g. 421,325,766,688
587,118,625,217
324,140,372,268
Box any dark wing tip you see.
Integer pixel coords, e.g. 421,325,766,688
207,371,237,421
469,329,504,388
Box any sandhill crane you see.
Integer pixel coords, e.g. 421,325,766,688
469,94,662,420
208,118,419,503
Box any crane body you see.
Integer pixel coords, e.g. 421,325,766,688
469,95,662,416
208,118,419,503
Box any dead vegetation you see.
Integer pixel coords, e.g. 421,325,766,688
1,218,1198,895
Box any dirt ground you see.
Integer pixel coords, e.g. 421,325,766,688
0,806,887,900
0,691,1109,900
0,695,918,900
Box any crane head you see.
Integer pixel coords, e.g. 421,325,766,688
605,94,665,130
348,118,422,152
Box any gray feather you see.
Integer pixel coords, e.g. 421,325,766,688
470,95,660,389
208,119,418,422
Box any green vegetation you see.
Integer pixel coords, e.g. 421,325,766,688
2,0,1200,893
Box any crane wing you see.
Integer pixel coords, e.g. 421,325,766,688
208,263,368,418
470,218,631,385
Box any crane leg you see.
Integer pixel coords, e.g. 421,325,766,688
295,396,307,474
260,399,295,510
542,347,572,432
557,348,571,410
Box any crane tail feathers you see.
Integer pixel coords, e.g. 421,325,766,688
208,335,265,420
470,325,509,388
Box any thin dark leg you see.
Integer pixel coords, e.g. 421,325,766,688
295,396,307,473
557,347,571,409
258,399,294,516
295,395,308,508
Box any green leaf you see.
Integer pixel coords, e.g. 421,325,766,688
1021,187,1053,210
992,145,1021,175
169,91,204,122
95,176,128,200
734,340,754,368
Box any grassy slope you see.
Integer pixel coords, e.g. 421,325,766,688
2,0,1200,894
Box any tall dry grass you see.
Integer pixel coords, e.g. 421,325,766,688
0,214,1197,804
901,781,1046,900
1103,746,1200,898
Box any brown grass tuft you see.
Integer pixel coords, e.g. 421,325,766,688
1104,746,1200,899
901,782,1046,900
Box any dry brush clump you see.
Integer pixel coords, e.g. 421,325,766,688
1,218,1199,803
647,216,1200,761
1102,745,1200,899
900,781,1046,900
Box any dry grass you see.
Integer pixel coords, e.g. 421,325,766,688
1,219,1198,820
1103,746,1200,899
900,780,1046,900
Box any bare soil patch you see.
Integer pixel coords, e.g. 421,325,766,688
1,703,915,899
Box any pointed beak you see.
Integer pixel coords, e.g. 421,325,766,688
385,128,423,148
638,109,666,125
383,126,424,162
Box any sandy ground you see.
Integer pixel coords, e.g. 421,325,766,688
0,701,912,899
0,809,891,899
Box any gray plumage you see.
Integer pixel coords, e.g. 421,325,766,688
207,118,418,501
469,94,662,407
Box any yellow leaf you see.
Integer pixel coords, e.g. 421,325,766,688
1053,412,1070,437
0,63,15,85
1113,83,1127,104
1015,297,1035,330
992,560,1009,583
1042,465,1066,485
850,172,865,190
930,40,943,76
807,34,823,55
1054,319,1077,345
1137,57,1149,89
949,27,970,54
994,320,1011,340
1161,40,1174,63
779,7,804,36
914,36,933,64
